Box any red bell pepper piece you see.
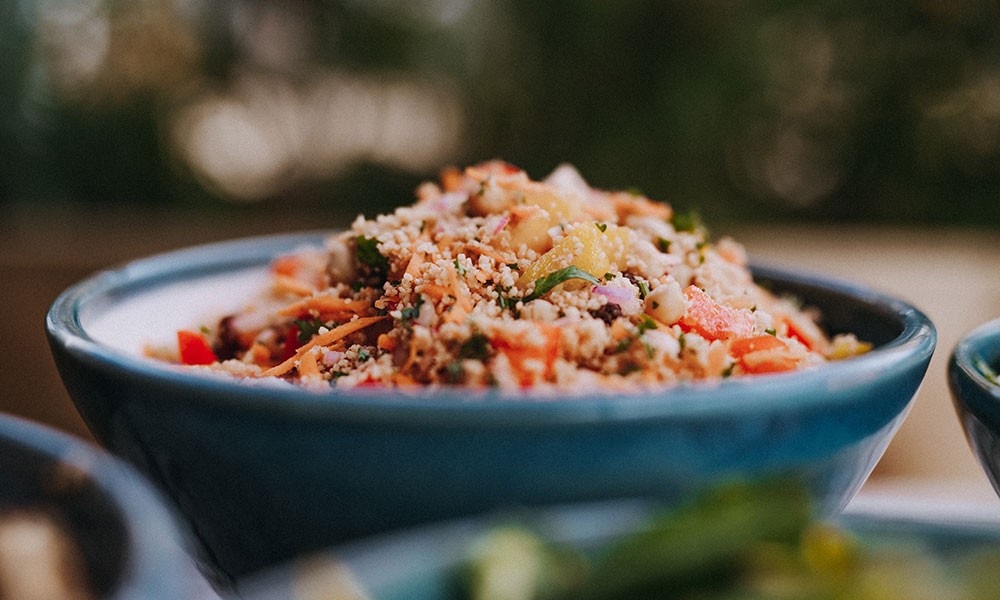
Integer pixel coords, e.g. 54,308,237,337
177,330,218,365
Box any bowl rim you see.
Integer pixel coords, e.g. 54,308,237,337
0,413,210,599
46,231,937,427
950,317,1000,403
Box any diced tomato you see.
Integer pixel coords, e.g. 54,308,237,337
177,330,218,365
680,286,754,341
731,335,800,374
780,315,825,352
730,334,787,358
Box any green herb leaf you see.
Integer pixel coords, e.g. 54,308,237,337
525,266,600,301
637,315,658,335
671,210,705,234
496,286,510,311
458,332,491,361
355,236,389,271
596,222,608,232
453,258,467,277
445,360,464,383
637,279,650,300
293,318,326,344
656,237,671,253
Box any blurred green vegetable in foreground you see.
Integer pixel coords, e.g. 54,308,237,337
462,479,1000,600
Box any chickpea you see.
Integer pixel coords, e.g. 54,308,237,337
644,279,686,325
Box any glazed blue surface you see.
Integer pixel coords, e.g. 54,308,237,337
949,317,1000,499
46,232,936,583
0,413,218,600
237,500,1000,600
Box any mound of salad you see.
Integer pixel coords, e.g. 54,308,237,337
154,161,870,390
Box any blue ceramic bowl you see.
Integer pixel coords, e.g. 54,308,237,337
236,500,1000,600
0,413,217,599
46,232,936,583
949,317,1000,498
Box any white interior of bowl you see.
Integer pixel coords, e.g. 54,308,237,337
86,267,270,356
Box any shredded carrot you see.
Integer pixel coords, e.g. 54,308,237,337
397,334,427,378
272,274,317,297
258,316,388,378
377,333,397,352
464,242,506,264
391,372,418,386
297,348,321,379
420,283,450,300
277,294,372,318
248,343,272,367
491,323,561,385
404,232,431,279
443,264,473,324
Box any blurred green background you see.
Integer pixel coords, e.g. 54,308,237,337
2,0,999,224
1,0,999,486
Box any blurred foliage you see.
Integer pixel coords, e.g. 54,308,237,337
1,0,999,225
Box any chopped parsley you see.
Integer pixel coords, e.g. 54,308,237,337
399,297,425,327
637,315,658,335
357,348,371,362
636,279,650,300
495,285,511,310
355,236,389,271
454,258,467,277
656,237,671,252
458,332,491,361
293,317,327,344
671,210,705,234
596,222,608,232
445,361,464,383
524,266,600,302
765,327,777,336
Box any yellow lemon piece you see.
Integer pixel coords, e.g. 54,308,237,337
518,222,629,289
